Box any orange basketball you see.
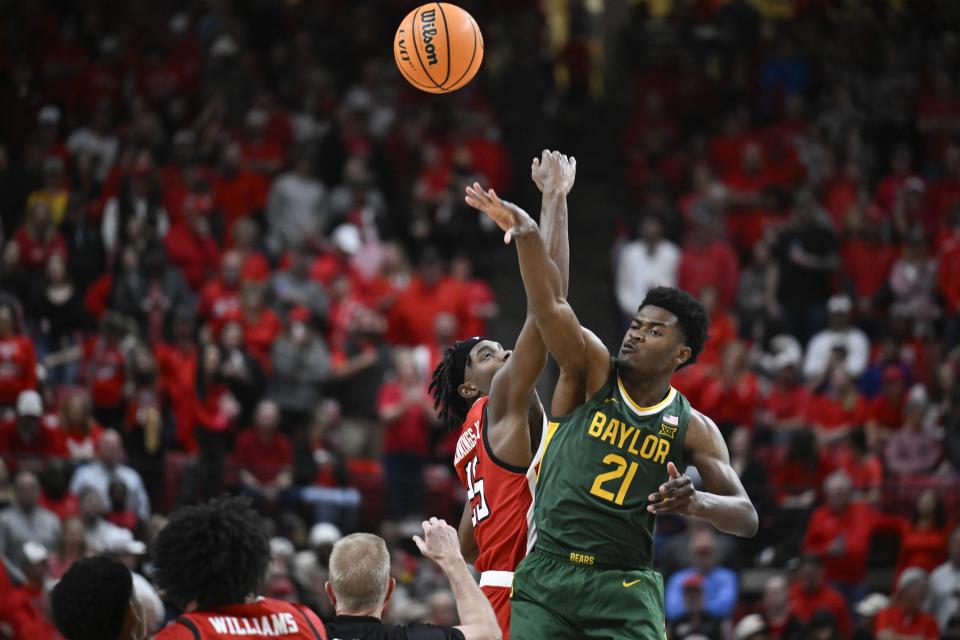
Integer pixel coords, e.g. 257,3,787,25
393,3,483,94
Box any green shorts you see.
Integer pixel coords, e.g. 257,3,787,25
509,546,665,639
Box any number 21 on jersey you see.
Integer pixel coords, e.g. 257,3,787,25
465,457,490,526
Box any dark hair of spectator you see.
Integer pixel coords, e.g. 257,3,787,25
430,345,470,431
785,429,819,466
50,555,133,640
638,286,710,368
153,496,270,611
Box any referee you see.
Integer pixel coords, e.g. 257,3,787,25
324,517,501,640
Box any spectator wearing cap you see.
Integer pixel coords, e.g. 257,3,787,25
0,470,62,569
0,304,38,410
787,554,851,639
927,526,960,631
803,295,870,383
163,192,221,291
69,430,151,523
266,147,327,255
234,399,295,511
7,540,59,639
874,568,939,640
101,527,165,635
271,246,330,321
802,471,901,605
853,593,890,640
665,529,738,622
758,335,811,434
884,386,943,475
311,223,363,288
615,212,680,327
270,306,331,434
770,192,840,343
667,573,724,639
0,390,67,471
293,522,343,618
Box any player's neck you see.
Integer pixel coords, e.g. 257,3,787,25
619,371,672,408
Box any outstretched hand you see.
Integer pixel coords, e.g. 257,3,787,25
531,149,577,195
647,462,699,516
412,517,461,567
464,182,537,244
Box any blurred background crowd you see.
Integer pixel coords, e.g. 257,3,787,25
1,0,960,639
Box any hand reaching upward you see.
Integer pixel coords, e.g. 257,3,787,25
531,149,577,195
464,182,538,244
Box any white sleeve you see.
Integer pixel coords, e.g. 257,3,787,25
846,330,870,378
615,244,641,317
803,334,830,380
102,199,119,255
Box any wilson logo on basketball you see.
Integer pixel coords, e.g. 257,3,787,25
420,9,439,65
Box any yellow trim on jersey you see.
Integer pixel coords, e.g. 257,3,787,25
535,421,561,479
616,377,676,417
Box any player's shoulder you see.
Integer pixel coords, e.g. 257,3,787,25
155,620,196,640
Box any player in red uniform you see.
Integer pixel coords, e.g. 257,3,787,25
152,497,328,640
429,150,577,638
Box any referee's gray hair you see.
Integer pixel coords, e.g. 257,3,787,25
328,533,391,613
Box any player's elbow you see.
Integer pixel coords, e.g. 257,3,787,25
741,503,760,538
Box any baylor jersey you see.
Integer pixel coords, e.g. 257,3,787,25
534,359,690,569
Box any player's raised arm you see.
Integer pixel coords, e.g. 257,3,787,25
646,411,759,538
464,185,608,391
484,151,575,437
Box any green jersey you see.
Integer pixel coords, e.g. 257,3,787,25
534,359,691,569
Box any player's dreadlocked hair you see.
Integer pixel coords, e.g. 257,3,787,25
430,344,471,431
639,286,710,369
153,496,270,611
51,555,132,640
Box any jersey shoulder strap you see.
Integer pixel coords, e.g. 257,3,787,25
175,617,202,640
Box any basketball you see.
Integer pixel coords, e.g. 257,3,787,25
393,3,483,94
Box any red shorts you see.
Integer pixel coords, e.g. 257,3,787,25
481,584,512,640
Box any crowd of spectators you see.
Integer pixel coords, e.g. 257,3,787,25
1,0,960,639
611,1,960,639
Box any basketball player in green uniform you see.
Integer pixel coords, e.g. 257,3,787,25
464,184,758,639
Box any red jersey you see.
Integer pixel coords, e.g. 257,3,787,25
0,336,37,406
157,598,327,640
452,397,544,639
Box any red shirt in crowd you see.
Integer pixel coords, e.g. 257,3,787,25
12,228,67,272
0,419,68,470
163,222,221,291
197,279,242,331
762,382,812,426
240,251,271,283
155,342,198,451
0,335,37,406
61,421,104,462
939,243,960,313
788,582,852,639
233,428,293,484
834,448,882,497
678,241,740,312
377,382,430,457
212,170,269,233
873,604,939,640
868,392,905,430
842,238,898,300
82,337,126,409
388,277,469,346
460,278,497,338
804,393,869,432
235,308,282,372
802,501,901,586
772,454,834,505
698,371,759,429
896,523,950,578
